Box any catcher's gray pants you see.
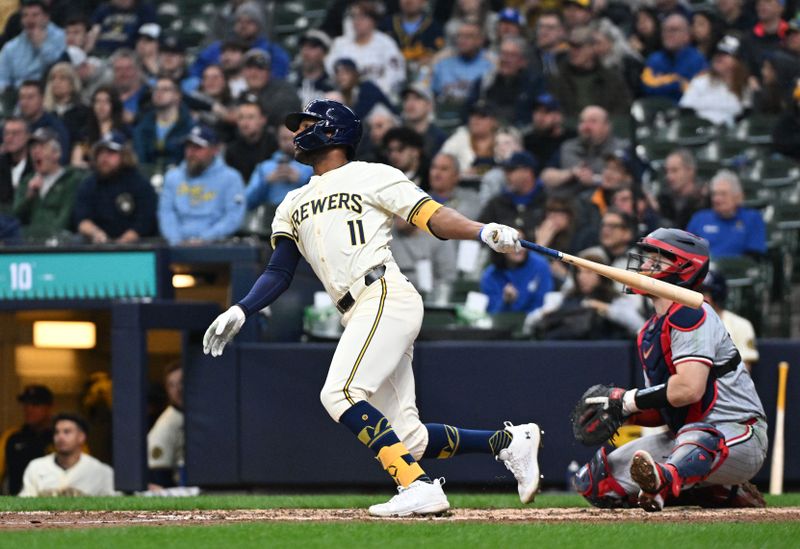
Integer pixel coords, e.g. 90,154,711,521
606,419,768,495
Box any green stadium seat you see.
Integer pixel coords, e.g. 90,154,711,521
733,115,779,145
664,114,719,147
630,96,678,141
238,204,277,240
635,139,675,171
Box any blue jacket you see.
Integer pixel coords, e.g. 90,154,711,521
133,104,195,169
158,156,246,244
641,46,707,103
480,254,553,313
0,23,65,90
189,37,290,80
432,52,493,103
686,207,766,258
246,152,313,209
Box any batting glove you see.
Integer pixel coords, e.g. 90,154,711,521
479,223,522,253
203,305,246,357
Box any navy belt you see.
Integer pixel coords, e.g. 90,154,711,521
336,265,387,314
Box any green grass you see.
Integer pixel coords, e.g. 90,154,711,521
1,522,800,549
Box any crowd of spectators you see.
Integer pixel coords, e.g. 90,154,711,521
0,0,798,338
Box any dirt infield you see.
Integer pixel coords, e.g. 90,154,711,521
1,507,798,529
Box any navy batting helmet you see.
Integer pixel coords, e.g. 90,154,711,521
700,270,728,305
627,228,710,291
285,100,362,160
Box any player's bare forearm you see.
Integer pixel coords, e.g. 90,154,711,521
428,206,483,240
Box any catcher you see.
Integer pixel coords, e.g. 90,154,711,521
571,228,768,511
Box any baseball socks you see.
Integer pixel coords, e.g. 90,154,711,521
423,424,513,458
339,401,431,487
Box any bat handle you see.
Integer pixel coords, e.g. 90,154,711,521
519,239,563,260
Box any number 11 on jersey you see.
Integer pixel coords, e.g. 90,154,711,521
347,219,365,245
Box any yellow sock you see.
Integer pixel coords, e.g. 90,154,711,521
377,442,427,487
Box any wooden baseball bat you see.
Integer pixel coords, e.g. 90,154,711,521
769,361,789,495
519,239,704,309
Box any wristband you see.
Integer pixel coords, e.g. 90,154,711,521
634,382,670,410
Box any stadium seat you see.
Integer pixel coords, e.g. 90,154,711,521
712,255,770,334
635,138,675,171
630,96,677,141
664,114,718,147
695,138,757,168
238,204,276,240
734,115,779,145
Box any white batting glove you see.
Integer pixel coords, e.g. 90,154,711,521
203,305,246,357
479,223,522,253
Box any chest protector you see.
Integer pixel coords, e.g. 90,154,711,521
637,304,716,433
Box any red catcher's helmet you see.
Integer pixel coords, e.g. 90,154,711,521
627,228,710,291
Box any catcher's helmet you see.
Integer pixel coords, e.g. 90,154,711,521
627,228,710,291
284,100,362,160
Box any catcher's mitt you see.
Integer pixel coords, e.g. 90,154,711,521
571,384,628,446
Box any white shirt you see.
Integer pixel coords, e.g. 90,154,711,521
39,167,65,199
272,161,439,302
679,73,749,127
10,157,27,188
19,453,115,497
326,32,406,100
147,406,184,469
721,309,759,364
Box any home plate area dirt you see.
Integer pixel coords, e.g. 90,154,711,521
1,507,798,529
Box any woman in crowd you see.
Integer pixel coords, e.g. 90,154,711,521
691,8,724,61
71,86,128,168
680,34,752,127
593,18,644,99
628,6,661,59
190,64,237,143
44,62,91,148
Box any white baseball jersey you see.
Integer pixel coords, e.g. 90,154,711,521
147,405,184,469
19,453,115,497
271,161,442,303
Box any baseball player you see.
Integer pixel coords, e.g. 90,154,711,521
572,228,768,511
19,413,115,497
203,99,541,517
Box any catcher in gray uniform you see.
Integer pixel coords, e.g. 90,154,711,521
571,228,768,511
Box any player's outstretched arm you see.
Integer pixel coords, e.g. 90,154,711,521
428,207,521,253
203,237,301,357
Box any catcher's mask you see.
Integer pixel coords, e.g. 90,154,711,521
625,228,709,295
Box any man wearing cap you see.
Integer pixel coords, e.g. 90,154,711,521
160,34,196,93
289,30,335,107
12,127,83,239
225,96,277,182
1,385,54,495
132,22,159,81
133,76,194,173
333,57,395,121
400,83,446,159
0,1,65,92
242,48,301,131
87,0,156,56
190,1,290,83
20,412,115,497
326,0,406,101
479,151,547,240
380,0,444,74
743,0,790,73
547,25,631,117
74,130,157,244
158,125,245,245
563,0,593,31
16,79,70,164
523,93,576,170
466,36,544,126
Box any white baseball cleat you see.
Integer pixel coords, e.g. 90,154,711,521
630,450,665,512
497,421,542,504
368,478,450,517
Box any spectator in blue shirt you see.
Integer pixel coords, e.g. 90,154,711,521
432,20,493,107
158,125,246,245
686,170,767,259
189,1,290,82
88,0,156,56
480,242,553,314
246,125,312,210
0,1,65,91
641,13,707,102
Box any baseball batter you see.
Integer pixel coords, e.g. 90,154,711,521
203,99,542,517
573,228,768,511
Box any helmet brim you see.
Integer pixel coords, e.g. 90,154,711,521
285,111,325,132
